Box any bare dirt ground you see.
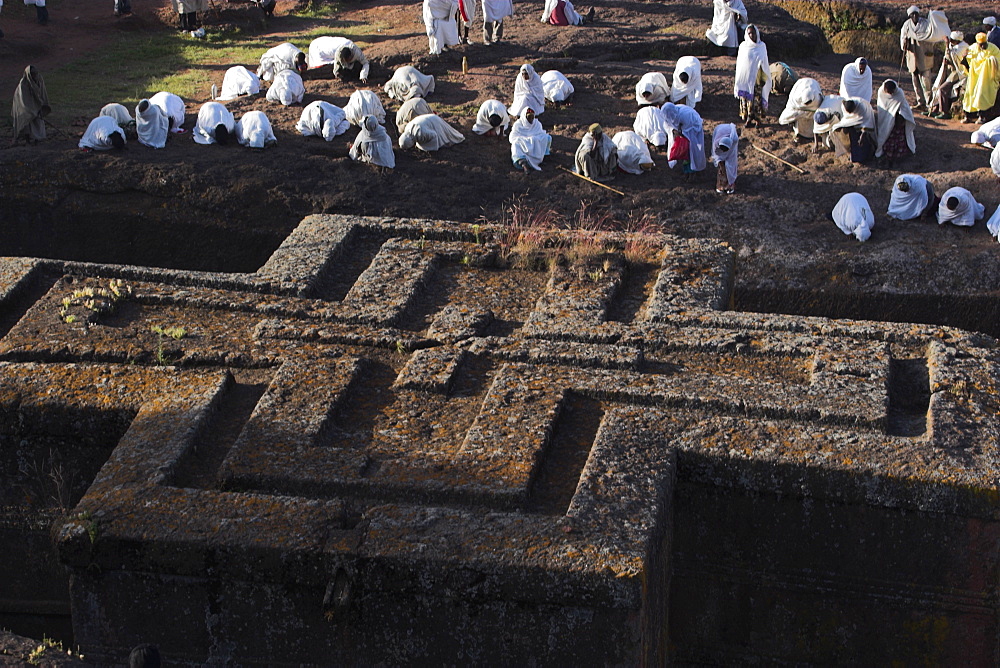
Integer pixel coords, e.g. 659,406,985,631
1,0,999,322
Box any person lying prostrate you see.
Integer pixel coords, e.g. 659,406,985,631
971,117,1000,147
296,101,350,141
266,69,305,106
633,105,667,148
344,90,386,127
192,101,236,145
350,115,395,169
612,131,654,174
384,66,435,102
832,192,875,242
541,70,574,103
149,91,186,133
399,114,465,152
135,99,169,149
671,57,702,108
936,187,985,226
508,64,545,118
235,110,277,149
635,72,669,106
987,203,1000,241
396,97,433,135
79,116,126,151
473,99,510,136
509,108,551,171
257,43,306,82
218,66,261,100
307,36,370,82
887,174,936,220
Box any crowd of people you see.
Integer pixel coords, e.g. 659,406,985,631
7,1,1000,243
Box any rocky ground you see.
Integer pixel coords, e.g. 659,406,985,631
0,0,998,330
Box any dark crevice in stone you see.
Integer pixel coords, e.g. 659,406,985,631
606,261,658,324
310,232,390,302
0,270,59,342
886,358,930,438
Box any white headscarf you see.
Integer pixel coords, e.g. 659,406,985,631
734,24,771,110
832,193,875,242
779,77,823,126
79,116,125,151
344,89,386,127
135,99,169,149
350,115,395,168
711,122,739,186
399,113,465,151
100,103,133,126
706,0,748,48
839,58,872,101
874,80,916,157
971,117,1000,146
508,113,550,170
473,99,510,135
296,100,349,141
257,42,303,82
832,97,875,131
887,174,931,220
508,64,545,118
235,110,276,149
671,57,702,107
266,69,304,106
661,102,706,171
937,187,985,226
635,72,670,106
396,97,434,135
149,91,186,133
633,105,667,146
384,65,435,101
192,101,235,145
541,70,574,103
219,66,261,101
612,130,654,175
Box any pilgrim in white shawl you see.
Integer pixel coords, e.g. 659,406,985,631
633,105,667,148
540,0,592,26
706,0,747,52
734,24,771,126
711,122,739,194
671,57,703,108
973,117,1000,147
662,102,706,175
574,124,617,179
235,110,276,149
635,72,670,107
509,64,546,118
612,131,654,174
937,187,985,226
509,108,551,171
811,95,843,152
149,91,186,133
344,89,386,127
423,0,460,55
930,31,968,118
266,69,305,106
135,99,169,149
481,0,513,44
874,79,916,166
400,113,465,151
839,58,872,101
993,143,1000,180
297,101,350,141
192,101,235,145
100,103,136,140
79,116,125,151
307,37,370,82
769,62,798,95
779,77,822,141
12,65,50,142
541,70,575,104
384,66,435,102
217,66,261,101
832,193,875,242
257,42,306,82
396,97,434,135
988,203,1000,242
457,0,476,43
831,97,876,163
473,99,511,136
887,174,936,220
350,115,395,169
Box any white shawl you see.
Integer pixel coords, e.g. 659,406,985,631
839,58,872,101
937,187,985,227
219,66,261,101
100,103,133,126
812,94,843,134
988,204,1000,241
509,64,546,118
396,97,434,135
671,57,702,107
887,174,931,220
149,91,186,133
482,0,513,23
384,66,436,101
79,116,124,150
933,40,969,94
473,99,510,135
832,193,874,242
344,89,386,126
192,101,235,145
733,25,771,110
635,72,670,106
633,105,667,146
779,77,822,126
400,113,465,151
423,0,460,55
832,97,875,131
706,0,747,48
296,101,349,141
508,115,550,170
541,70,574,103
612,130,654,175
307,37,369,80
257,42,303,82
662,102,706,171
540,0,583,25
266,69,304,106
711,122,739,185
875,82,916,157
992,142,1000,178
135,99,169,149
350,115,395,168
235,110,276,149
971,117,1000,146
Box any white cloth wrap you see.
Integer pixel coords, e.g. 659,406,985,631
423,0,460,55
508,116,551,170
541,70,575,103
235,110,276,148
779,77,822,137
473,99,511,135
79,116,124,150
219,66,261,100
633,106,667,147
874,83,916,157
266,69,304,106
612,130,653,174
257,43,303,82
296,101,349,140
706,0,747,48
482,0,513,22
384,66,436,101
832,193,875,242
192,101,235,145
100,103,133,125
670,57,703,107
733,25,771,110
635,72,670,106
509,64,546,117
149,91,186,133
887,174,930,220
136,100,169,149
971,117,1000,146
711,122,739,185
662,102,706,171
937,187,985,226
399,113,465,151
350,115,395,168
344,89,386,127
839,58,872,100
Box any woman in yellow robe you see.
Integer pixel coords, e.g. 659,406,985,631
962,33,1000,123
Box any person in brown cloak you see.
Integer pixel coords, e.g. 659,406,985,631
12,65,50,142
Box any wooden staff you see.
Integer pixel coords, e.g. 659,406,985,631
751,143,808,174
557,165,626,195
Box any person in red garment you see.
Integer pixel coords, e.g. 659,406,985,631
540,0,593,26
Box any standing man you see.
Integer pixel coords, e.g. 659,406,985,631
984,17,1000,50
899,6,935,111
961,34,1000,124
481,0,512,45
423,0,460,55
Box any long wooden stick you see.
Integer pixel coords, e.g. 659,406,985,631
557,165,626,195
751,143,808,174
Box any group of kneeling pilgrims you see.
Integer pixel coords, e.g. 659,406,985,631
20,1,1000,244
